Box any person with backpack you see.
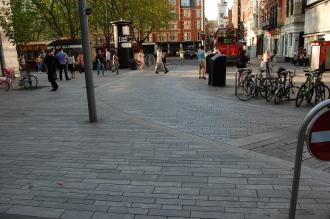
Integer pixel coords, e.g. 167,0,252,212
96,50,105,76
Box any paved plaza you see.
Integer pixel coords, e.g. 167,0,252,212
0,59,330,219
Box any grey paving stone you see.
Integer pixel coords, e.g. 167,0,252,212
40,201,109,212
91,212,134,219
190,211,244,219
148,209,190,217
6,206,64,218
154,187,199,195
60,210,93,219
108,207,147,215
0,205,12,213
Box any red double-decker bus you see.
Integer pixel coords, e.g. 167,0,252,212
214,27,243,63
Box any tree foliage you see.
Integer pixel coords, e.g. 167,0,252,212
0,0,46,44
0,0,173,45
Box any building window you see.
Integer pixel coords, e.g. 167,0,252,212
290,33,293,46
169,0,175,5
158,33,165,42
196,20,201,29
169,33,177,41
287,0,294,17
181,0,191,7
196,0,201,6
196,10,201,17
184,32,191,41
171,22,177,29
183,9,191,17
197,32,201,41
220,13,224,18
183,21,191,29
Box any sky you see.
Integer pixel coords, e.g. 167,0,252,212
205,0,233,21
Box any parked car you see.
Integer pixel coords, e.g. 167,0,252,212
183,49,197,59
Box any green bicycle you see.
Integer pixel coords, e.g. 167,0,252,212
295,70,330,107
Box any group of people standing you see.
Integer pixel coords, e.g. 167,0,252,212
293,48,309,67
42,48,84,91
95,49,119,76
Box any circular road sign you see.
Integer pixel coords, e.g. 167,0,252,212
307,109,330,161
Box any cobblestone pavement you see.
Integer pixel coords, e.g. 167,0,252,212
0,64,329,219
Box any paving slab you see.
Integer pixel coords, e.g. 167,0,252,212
0,66,329,219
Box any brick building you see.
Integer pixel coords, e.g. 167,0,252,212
242,0,305,61
148,0,203,55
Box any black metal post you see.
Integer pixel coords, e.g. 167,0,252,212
78,0,98,122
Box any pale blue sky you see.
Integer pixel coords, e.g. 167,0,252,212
205,0,233,21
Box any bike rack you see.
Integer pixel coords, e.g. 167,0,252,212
289,99,330,219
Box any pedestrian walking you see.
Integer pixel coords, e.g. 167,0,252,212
154,47,167,74
40,50,47,73
162,50,169,73
35,55,43,73
197,46,206,79
77,51,84,73
19,54,26,72
96,50,105,76
112,51,119,75
56,48,70,80
137,49,145,70
105,48,112,71
263,49,270,75
44,50,58,91
236,49,249,82
67,51,76,79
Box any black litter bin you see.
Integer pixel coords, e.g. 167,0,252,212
209,54,227,87
206,53,216,85
206,53,216,74
129,59,137,70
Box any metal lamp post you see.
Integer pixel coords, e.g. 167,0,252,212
78,0,98,122
202,0,205,47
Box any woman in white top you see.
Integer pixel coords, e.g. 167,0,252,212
154,47,166,74
137,49,145,70
67,51,76,79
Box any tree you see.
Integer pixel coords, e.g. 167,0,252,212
0,0,46,44
89,0,174,47
126,0,174,46
30,0,80,40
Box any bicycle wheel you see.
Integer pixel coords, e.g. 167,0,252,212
24,75,38,89
5,79,12,91
287,85,300,100
295,85,306,107
310,83,330,106
274,88,283,104
265,80,277,102
236,78,255,101
259,78,272,98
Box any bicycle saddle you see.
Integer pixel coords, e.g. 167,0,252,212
277,67,286,74
305,73,311,77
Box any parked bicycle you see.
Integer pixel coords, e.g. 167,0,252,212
236,68,256,101
273,69,299,104
0,67,15,91
252,68,273,98
296,70,330,107
1,67,38,91
18,69,38,89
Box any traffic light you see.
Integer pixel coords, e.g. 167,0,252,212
200,31,205,40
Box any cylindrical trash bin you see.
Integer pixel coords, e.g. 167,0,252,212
209,54,227,87
206,53,216,85
129,59,137,70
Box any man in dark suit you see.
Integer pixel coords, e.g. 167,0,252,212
44,50,59,91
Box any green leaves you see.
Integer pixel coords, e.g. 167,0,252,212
0,0,173,46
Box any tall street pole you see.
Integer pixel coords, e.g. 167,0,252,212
78,0,98,122
202,0,205,47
